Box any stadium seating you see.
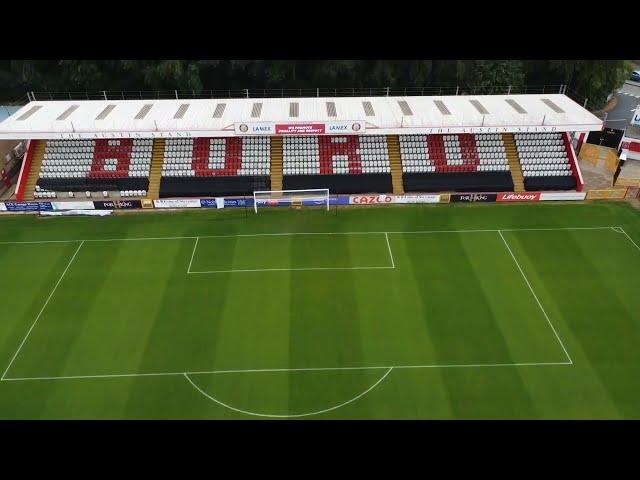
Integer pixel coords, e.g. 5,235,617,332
159,137,270,197
514,133,576,191
36,138,151,194
400,133,514,192
282,135,392,194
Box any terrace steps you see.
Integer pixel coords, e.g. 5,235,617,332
24,140,46,200
386,135,404,194
147,139,166,199
270,136,283,191
503,133,525,192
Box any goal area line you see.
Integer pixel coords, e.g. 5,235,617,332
186,231,396,273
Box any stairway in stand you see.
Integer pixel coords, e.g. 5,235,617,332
386,135,404,194
147,139,166,199
502,133,525,193
23,140,46,200
270,136,283,191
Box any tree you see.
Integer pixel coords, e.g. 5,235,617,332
0,60,632,111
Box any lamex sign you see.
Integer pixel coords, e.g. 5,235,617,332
234,123,276,135
450,193,497,203
497,193,541,202
235,121,365,136
349,194,394,205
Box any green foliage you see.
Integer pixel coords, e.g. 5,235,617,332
0,60,632,110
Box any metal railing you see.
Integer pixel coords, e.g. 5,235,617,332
19,84,571,104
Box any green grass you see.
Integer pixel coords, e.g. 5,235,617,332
0,201,638,419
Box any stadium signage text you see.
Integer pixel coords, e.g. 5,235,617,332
3,201,52,211
349,194,394,205
234,121,365,136
154,199,202,209
497,193,541,202
394,194,441,204
94,200,142,210
450,193,497,203
199,198,225,209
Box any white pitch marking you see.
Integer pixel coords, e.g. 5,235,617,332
498,231,573,364
0,226,618,245
187,231,395,273
385,232,395,269
187,237,200,273
189,266,395,274
183,368,394,418
0,360,572,383
1,241,85,380
619,227,640,252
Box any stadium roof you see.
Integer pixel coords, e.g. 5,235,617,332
0,94,603,139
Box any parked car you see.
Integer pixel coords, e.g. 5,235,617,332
631,70,640,81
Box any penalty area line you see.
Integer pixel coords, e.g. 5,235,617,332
619,227,640,252
1,241,85,381
498,230,573,365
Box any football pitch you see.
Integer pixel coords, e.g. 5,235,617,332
0,201,639,419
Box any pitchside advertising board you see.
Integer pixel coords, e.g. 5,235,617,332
450,193,498,203
154,199,202,209
349,194,441,205
93,200,142,210
497,193,541,202
2,201,52,211
234,121,366,136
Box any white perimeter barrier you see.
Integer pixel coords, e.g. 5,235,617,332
539,192,587,201
40,210,112,217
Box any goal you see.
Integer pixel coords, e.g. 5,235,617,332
253,189,330,213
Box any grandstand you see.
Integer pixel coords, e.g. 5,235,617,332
5,90,640,421
0,93,602,201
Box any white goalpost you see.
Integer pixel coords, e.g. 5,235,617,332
253,188,330,213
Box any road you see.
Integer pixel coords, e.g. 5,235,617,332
605,80,640,129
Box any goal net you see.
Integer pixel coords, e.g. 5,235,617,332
253,189,330,213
